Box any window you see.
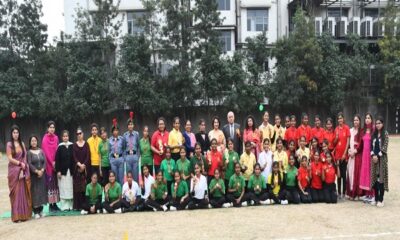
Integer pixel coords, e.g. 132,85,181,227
364,8,379,18
247,9,268,32
217,0,230,11
127,11,146,35
327,8,348,18
218,31,232,52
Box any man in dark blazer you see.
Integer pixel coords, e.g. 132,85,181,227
223,111,242,154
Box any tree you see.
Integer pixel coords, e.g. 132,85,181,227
159,0,196,110
271,8,322,110
378,0,400,107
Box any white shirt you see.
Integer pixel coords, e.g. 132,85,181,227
122,181,141,202
190,174,208,200
258,150,273,182
142,175,155,200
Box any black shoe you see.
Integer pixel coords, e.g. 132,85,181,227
53,204,61,212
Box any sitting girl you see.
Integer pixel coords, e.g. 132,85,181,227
103,171,123,213
188,163,209,210
170,171,190,211
246,163,269,205
209,169,226,208
267,161,288,205
145,171,169,212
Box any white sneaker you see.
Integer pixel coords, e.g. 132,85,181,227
376,201,384,207
80,210,88,215
152,208,158,212
103,210,109,214
39,212,46,218
222,203,231,208
260,200,268,205
114,208,122,214
266,199,271,205
271,199,275,204
359,196,367,201
34,214,40,219
370,199,377,206
281,200,288,205
241,202,247,207
170,206,177,211
208,204,212,209
250,200,255,205
96,210,100,214
162,205,168,212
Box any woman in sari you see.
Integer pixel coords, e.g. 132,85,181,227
347,115,363,200
42,121,60,212
243,115,260,160
6,125,32,222
208,116,226,154
72,127,91,210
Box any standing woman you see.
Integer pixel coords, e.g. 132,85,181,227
7,125,32,222
271,114,285,151
123,114,140,182
347,115,363,200
168,117,185,160
87,123,100,180
42,121,60,212
140,126,153,174
359,113,375,202
297,113,312,146
72,127,91,210
323,118,336,152
311,115,325,146
195,119,210,156
98,127,110,186
109,120,125,185
284,115,298,148
334,112,350,199
55,130,74,211
183,120,196,158
27,136,47,219
208,116,226,154
243,115,261,160
370,117,389,207
151,117,169,173
259,111,274,150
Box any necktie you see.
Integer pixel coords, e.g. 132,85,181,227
230,124,234,139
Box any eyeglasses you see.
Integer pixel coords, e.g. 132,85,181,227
76,132,82,135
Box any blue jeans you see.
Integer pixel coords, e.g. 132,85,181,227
125,154,139,182
110,157,125,184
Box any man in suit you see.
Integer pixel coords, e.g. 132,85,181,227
223,111,242,154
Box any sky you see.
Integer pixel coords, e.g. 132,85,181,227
41,0,64,43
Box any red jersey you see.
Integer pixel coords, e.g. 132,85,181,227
297,167,309,189
297,124,312,144
284,126,298,147
323,164,336,184
207,150,222,176
151,130,169,166
311,127,325,145
334,124,350,161
323,129,335,151
311,162,323,189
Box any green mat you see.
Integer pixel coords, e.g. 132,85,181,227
1,204,81,219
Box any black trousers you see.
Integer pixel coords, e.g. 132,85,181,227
102,200,122,213
145,197,170,211
268,190,286,204
310,188,325,203
171,197,190,210
286,186,300,204
299,187,312,203
226,193,249,207
166,181,173,196
209,196,226,208
323,183,338,204
246,192,268,205
374,181,385,203
121,198,144,211
82,201,102,213
337,160,347,195
101,166,111,187
188,198,209,210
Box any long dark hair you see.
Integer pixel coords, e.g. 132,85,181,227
28,135,40,149
245,115,256,131
372,116,385,139
10,125,25,158
271,161,282,186
362,112,374,136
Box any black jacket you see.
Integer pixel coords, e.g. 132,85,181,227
55,142,75,175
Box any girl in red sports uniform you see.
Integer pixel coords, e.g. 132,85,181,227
334,113,350,199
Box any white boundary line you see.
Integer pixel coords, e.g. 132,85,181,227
274,232,400,240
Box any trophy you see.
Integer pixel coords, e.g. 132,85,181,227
158,139,163,155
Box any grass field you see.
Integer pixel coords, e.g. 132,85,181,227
0,137,399,240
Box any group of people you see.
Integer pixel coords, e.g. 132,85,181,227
6,111,390,223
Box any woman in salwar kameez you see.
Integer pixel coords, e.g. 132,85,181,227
6,125,32,222
72,128,91,210
346,115,363,200
42,121,60,212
